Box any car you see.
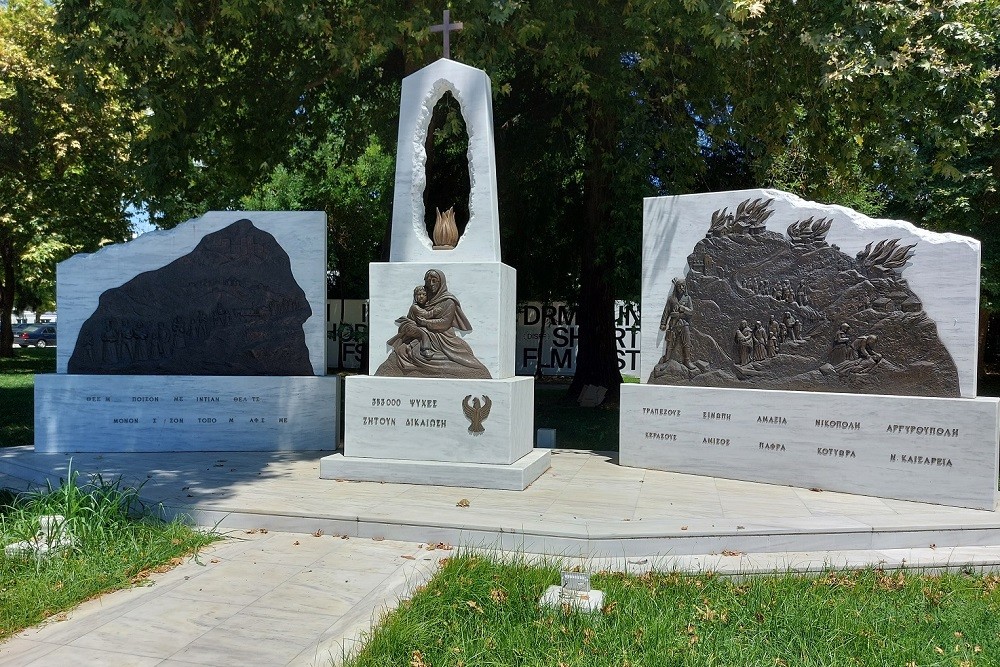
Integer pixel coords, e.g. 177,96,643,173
17,323,57,348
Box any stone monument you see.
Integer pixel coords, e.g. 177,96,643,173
35,211,339,452
620,190,1000,509
321,21,549,489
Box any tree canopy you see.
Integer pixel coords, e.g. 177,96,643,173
22,0,1000,389
0,0,136,356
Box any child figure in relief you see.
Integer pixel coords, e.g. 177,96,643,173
388,285,437,359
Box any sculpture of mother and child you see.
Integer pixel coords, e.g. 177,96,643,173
375,268,492,379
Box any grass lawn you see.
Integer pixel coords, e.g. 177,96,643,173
347,554,1000,667
0,472,217,640
0,347,55,449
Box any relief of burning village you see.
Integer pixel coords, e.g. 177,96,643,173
648,198,960,397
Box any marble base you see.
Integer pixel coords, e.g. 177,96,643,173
620,383,1000,509
320,448,550,490
343,375,533,464
35,375,339,453
539,585,605,613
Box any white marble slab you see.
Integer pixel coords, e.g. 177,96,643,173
56,211,328,375
368,262,515,379
343,375,533,465
35,375,338,452
320,449,550,491
620,383,999,509
389,59,501,263
641,190,981,396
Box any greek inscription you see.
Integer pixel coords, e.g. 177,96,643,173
405,418,447,428
885,424,959,437
896,454,954,467
759,442,786,451
409,399,438,409
197,396,220,402
362,416,396,426
815,419,861,430
757,416,787,425
816,447,856,458
198,418,217,424
132,396,159,402
702,437,730,446
372,398,401,407
643,407,681,417
113,418,139,424
645,432,677,441
703,412,731,421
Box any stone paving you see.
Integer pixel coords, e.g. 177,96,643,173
0,531,448,667
2,447,1000,665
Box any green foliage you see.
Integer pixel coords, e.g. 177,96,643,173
0,0,136,357
241,106,394,297
0,470,217,639
50,0,1000,391
347,554,1000,666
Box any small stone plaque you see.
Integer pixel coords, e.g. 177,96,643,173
561,571,591,592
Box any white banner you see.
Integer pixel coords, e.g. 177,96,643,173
516,302,640,377
326,300,368,371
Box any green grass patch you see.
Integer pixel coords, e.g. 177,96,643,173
0,347,55,449
535,383,619,451
346,554,1000,667
0,470,217,639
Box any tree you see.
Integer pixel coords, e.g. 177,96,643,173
241,112,394,299
0,0,136,357
55,0,997,398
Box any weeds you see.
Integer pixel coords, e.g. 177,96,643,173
345,554,1000,667
0,469,217,639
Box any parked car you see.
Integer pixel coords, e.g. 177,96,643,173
11,323,30,335
17,323,57,348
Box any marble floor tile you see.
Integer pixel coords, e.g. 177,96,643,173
0,638,58,666
252,571,377,617
22,645,163,667
166,622,332,667
164,560,302,606
67,595,246,658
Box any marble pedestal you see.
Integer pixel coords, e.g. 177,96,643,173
322,375,549,489
35,375,339,453
620,383,1000,510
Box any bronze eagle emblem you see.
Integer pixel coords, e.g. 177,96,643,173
462,394,492,434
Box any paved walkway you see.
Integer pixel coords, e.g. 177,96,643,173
2,447,1000,665
0,530,448,667
2,447,999,556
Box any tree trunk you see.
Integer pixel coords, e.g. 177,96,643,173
0,241,17,359
567,110,623,403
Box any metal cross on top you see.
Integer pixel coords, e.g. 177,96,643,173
430,9,464,59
